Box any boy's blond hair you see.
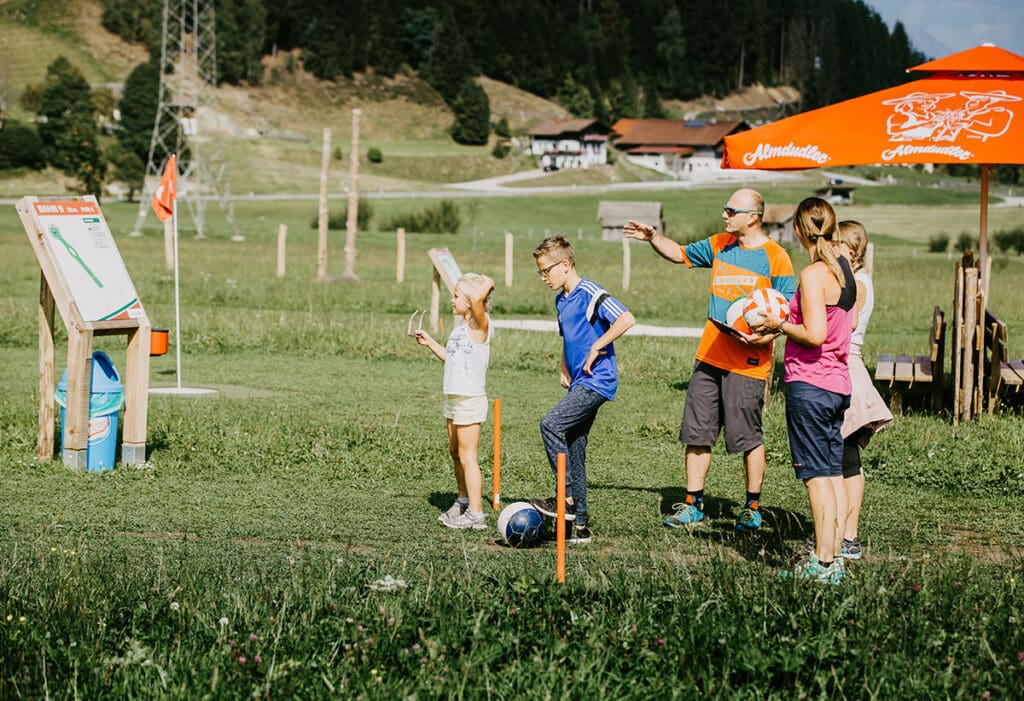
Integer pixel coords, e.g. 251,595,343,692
457,273,494,312
836,220,868,273
533,235,575,268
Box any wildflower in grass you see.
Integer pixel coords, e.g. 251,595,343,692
239,656,247,665
357,625,364,633
249,633,257,642
387,617,395,626
5,615,11,622
170,602,180,611
912,584,921,593
219,616,229,627
369,575,407,592
254,655,261,664
19,616,25,623
229,639,236,647
412,643,420,651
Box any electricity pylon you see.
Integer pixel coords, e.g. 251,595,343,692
131,0,242,240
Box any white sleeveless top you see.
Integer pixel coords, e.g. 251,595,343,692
850,269,874,347
442,315,492,397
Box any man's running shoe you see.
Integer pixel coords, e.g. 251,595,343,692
567,524,592,544
735,506,762,532
664,502,704,528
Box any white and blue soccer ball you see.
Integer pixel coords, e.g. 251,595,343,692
497,502,545,548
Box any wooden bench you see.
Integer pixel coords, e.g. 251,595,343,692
875,305,945,412
984,310,1024,411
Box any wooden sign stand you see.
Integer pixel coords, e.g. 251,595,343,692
17,196,151,468
427,247,463,334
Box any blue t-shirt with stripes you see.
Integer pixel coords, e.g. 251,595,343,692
555,278,630,400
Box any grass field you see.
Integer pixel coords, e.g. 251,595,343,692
1,190,1022,698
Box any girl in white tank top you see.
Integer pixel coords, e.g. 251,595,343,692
413,274,495,530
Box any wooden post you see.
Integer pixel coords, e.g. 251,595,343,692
37,274,56,461
276,224,287,279
961,268,978,422
430,269,441,334
396,227,406,284
622,236,631,291
979,165,990,299
316,128,331,282
164,218,174,271
63,327,94,470
504,232,513,288
951,263,964,425
974,285,985,416
121,319,151,466
341,108,361,281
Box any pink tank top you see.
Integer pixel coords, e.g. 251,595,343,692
784,258,856,395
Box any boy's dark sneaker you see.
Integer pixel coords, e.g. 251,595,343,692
530,497,576,521
567,524,592,544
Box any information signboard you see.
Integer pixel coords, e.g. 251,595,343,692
30,199,146,322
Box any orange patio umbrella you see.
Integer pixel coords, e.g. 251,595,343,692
721,44,1024,286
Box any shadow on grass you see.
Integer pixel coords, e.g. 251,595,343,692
654,490,812,566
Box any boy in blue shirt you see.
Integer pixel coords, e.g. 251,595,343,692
529,236,635,544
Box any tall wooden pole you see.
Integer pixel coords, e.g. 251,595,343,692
396,227,406,283
277,224,287,279
504,232,513,288
341,108,361,281
316,128,331,282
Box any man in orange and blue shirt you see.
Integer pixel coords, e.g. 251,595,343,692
624,188,796,531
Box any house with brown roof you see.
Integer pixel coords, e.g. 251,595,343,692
611,119,749,178
526,118,609,170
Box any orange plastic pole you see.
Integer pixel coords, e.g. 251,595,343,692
492,398,502,510
556,452,566,583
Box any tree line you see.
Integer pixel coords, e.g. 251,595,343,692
101,0,927,117
2,0,1022,196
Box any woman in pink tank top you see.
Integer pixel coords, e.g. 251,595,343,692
752,197,855,584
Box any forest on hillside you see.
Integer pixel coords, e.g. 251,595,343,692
101,0,925,120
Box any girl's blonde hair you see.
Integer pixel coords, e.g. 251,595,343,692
457,273,494,312
794,197,843,281
836,220,868,273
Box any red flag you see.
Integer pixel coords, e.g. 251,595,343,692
151,155,176,222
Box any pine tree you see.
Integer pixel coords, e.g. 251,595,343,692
35,57,106,198
118,62,160,162
450,79,490,145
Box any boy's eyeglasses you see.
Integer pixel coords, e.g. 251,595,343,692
723,206,762,217
538,260,565,277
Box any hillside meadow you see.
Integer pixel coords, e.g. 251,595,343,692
1,189,1022,698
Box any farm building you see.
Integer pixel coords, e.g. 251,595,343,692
815,180,858,204
526,118,610,170
597,201,664,241
611,119,749,178
762,204,798,245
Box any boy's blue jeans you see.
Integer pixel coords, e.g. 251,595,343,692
540,384,607,527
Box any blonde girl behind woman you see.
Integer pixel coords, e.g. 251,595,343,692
834,221,893,560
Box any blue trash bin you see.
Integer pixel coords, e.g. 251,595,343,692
55,351,124,472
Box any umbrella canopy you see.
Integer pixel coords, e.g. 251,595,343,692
721,44,1024,286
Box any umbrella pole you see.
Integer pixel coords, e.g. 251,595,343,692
979,164,990,299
